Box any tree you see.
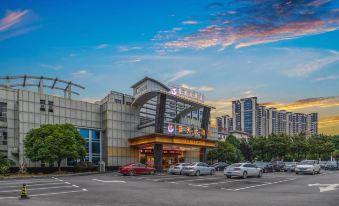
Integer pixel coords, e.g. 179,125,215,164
289,135,309,160
0,153,15,175
207,141,238,163
225,135,240,148
266,134,290,160
249,136,268,161
24,124,86,171
239,140,254,162
308,134,335,160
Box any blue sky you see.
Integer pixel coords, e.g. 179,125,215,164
0,0,339,134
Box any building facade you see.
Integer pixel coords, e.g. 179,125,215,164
218,97,318,138
0,76,218,170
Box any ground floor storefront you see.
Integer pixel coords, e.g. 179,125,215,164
129,133,217,171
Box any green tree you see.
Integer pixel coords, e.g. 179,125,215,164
24,124,86,171
239,140,254,162
308,134,335,160
207,141,238,163
249,136,268,161
225,135,240,148
266,134,290,160
289,135,309,160
0,153,15,175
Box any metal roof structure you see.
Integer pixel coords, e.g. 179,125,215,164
0,75,85,99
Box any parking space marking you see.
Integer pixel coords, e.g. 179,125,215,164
0,182,66,189
0,185,77,193
0,179,57,185
0,188,88,200
92,179,126,183
222,178,296,191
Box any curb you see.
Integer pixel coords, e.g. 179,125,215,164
0,171,102,180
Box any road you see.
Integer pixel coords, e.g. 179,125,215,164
0,170,338,206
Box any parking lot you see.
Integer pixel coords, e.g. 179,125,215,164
0,170,338,206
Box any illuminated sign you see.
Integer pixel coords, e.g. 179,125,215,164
140,149,183,155
166,122,211,138
168,85,204,103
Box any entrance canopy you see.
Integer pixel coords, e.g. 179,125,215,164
129,133,217,148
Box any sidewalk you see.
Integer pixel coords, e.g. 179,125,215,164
0,171,101,180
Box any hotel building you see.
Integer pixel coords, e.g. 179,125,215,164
0,76,218,170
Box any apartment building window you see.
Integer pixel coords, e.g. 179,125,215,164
114,99,122,104
0,102,7,122
40,100,46,111
48,101,54,112
0,128,7,145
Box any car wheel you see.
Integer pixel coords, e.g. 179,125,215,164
128,170,135,176
242,171,248,179
312,170,315,175
195,170,200,176
258,170,263,178
317,169,320,174
210,169,215,175
296,172,299,175
226,175,231,179
149,170,155,175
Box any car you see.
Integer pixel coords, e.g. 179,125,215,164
168,163,190,175
181,162,216,176
119,163,156,176
255,162,274,173
271,160,285,172
324,161,338,170
295,160,321,175
319,161,327,169
224,163,263,179
211,162,229,171
283,162,297,172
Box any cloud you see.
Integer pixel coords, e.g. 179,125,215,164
205,99,233,118
182,20,199,25
181,84,214,91
96,44,109,49
166,70,195,82
286,52,339,77
0,9,38,41
40,64,63,71
318,115,339,135
69,53,77,57
120,58,142,63
156,0,339,51
118,46,143,52
261,96,339,111
72,70,89,77
315,75,339,81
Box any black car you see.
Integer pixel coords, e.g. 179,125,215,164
255,162,274,173
271,160,285,172
211,162,229,171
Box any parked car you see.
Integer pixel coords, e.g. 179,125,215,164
181,162,216,176
224,163,263,179
283,162,297,172
255,162,273,173
168,163,190,175
119,163,155,176
211,162,229,171
319,161,327,169
295,160,321,175
271,160,285,172
324,161,338,170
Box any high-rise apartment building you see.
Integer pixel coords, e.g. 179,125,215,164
221,97,318,138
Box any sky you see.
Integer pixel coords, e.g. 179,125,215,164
0,0,339,135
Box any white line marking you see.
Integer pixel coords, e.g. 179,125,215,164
308,183,339,192
65,182,71,184
0,182,65,189
72,185,79,188
0,189,89,199
92,179,126,183
0,180,57,185
0,185,75,193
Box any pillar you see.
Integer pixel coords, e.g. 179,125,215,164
154,144,163,172
155,93,166,133
200,107,210,162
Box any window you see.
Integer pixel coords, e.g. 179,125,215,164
40,100,46,111
0,128,7,145
48,101,54,112
0,102,7,122
114,99,122,104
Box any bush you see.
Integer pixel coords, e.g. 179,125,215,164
0,154,15,176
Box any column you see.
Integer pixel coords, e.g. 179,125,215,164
155,93,166,133
200,107,210,162
154,144,163,172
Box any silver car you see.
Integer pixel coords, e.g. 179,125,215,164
168,163,190,175
224,163,263,179
181,162,216,176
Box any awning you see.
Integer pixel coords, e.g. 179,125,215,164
129,133,217,148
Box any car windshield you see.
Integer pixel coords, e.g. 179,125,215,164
299,160,315,165
326,161,337,165
285,162,295,166
256,163,266,166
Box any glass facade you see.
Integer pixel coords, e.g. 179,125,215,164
67,128,101,166
243,99,253,134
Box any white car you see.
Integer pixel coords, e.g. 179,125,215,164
181,162,216,176
168,163,190,175
295,160,321,175
224,163,263,179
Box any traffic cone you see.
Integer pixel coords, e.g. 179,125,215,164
20,183,29,199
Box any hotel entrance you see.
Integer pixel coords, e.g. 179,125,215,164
129,133,217,170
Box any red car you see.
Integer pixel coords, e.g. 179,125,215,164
119,163,156,176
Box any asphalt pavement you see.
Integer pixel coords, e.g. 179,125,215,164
0,170,338,206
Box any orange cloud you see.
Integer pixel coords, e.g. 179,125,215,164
318,115,339,135
0,10,29,32
260,96,339,111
